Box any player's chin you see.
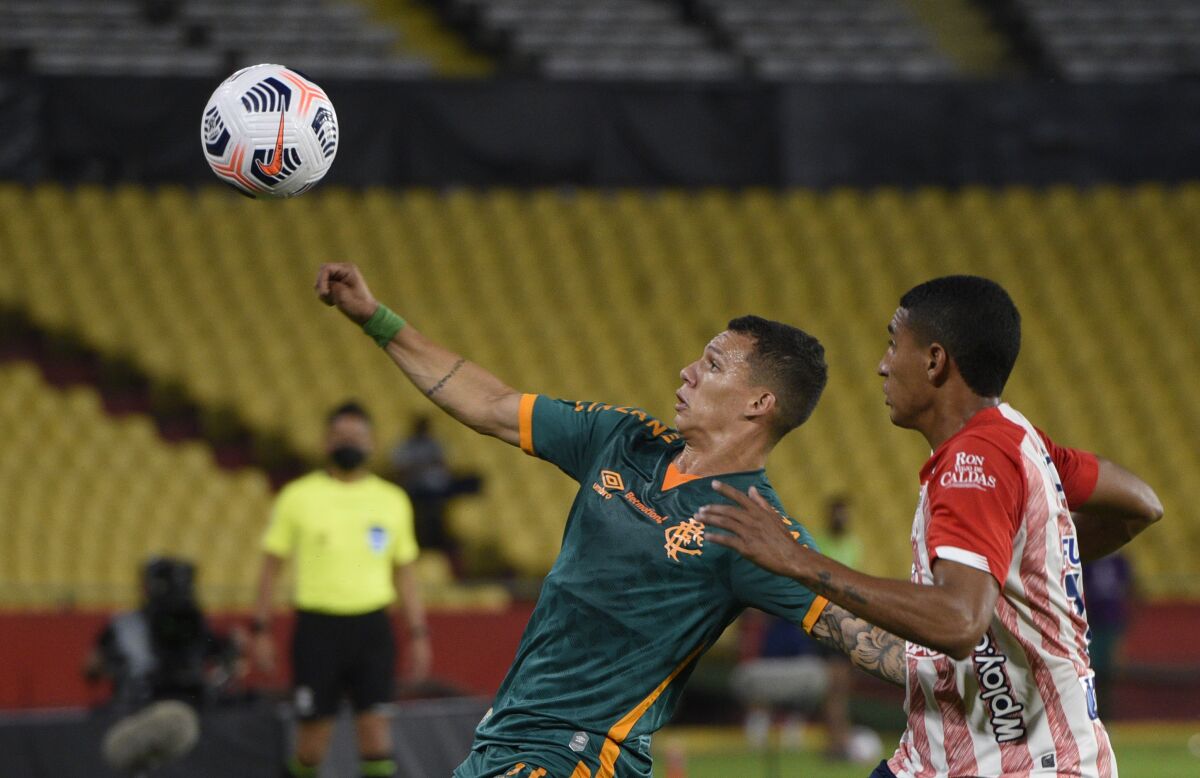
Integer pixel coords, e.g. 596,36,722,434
674,411,694,437
886,404,913,429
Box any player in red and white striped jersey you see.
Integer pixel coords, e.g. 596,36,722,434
701,276,1162,778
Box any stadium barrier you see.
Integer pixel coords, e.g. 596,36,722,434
0,697,486,777
1,78,1198,187
1,602,1196,718
0,606,534,709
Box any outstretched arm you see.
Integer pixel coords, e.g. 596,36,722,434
315,263,522,445
1072,458,1162,562
809,602,906,686
701,483,999,661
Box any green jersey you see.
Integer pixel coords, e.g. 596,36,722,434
465,395,828,778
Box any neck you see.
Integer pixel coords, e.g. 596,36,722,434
674,427,773,477
920,393,1002,451
327,467,367,482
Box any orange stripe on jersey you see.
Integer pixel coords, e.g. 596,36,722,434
595,641,707,778
518,393,537,455
570,762,592,778
802,595,829,634
660,461,702,492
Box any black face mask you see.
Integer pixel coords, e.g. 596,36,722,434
329,445,367,471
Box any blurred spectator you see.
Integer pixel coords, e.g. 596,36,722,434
813,496,863,759
390,415,482,564
815,496,862,569
1083,552,1134,715
84,556,241,711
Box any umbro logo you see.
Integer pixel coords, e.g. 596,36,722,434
600,470,624,491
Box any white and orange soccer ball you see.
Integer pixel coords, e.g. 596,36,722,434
201,64,338,198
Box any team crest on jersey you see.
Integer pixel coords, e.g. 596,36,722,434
367,524,388,553
664,517,705,561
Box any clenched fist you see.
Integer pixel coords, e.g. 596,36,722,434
315,262,379,324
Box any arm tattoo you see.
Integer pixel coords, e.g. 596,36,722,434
425,358,466,397
810,603,906,687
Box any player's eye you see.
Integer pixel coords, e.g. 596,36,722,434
707,358,719,371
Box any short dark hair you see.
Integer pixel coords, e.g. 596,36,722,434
327,400,372,426
899,275,1021,397
727,315,827,437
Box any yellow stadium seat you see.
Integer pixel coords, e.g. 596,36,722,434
2,184,1198,595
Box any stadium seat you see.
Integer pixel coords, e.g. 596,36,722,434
0,0,463,78
701,0,960,81
0,360,507,609
1,183,1197,598
1016,0,1200,80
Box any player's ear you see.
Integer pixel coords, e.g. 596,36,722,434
927,342,951,386
746,390,776,420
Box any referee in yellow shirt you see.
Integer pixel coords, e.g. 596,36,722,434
252,401,431,778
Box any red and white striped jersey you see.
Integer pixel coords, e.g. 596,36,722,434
888,404,1118,778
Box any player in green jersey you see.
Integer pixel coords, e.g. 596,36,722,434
315,263,906,778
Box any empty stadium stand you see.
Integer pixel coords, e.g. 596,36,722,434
0,0,447,78
0,361,274,608
447,0,965,80
0,358,505,610
1015,0,1200,80
449,0,740,80
7,0,1196,82
2,183,1198,601
698,0,956,81
357,0,493,76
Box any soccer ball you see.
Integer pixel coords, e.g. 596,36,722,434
200,64,338,198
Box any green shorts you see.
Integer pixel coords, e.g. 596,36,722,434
452,744,576,778
453,736,652,778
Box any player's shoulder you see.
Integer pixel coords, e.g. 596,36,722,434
926,411,1032,495
553,397,681,445
947,408,1027,462
749,479,786,511
744,479,820,549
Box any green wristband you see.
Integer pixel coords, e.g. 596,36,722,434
362,304,406,347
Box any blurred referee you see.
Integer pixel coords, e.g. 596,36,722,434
252,400,431,778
